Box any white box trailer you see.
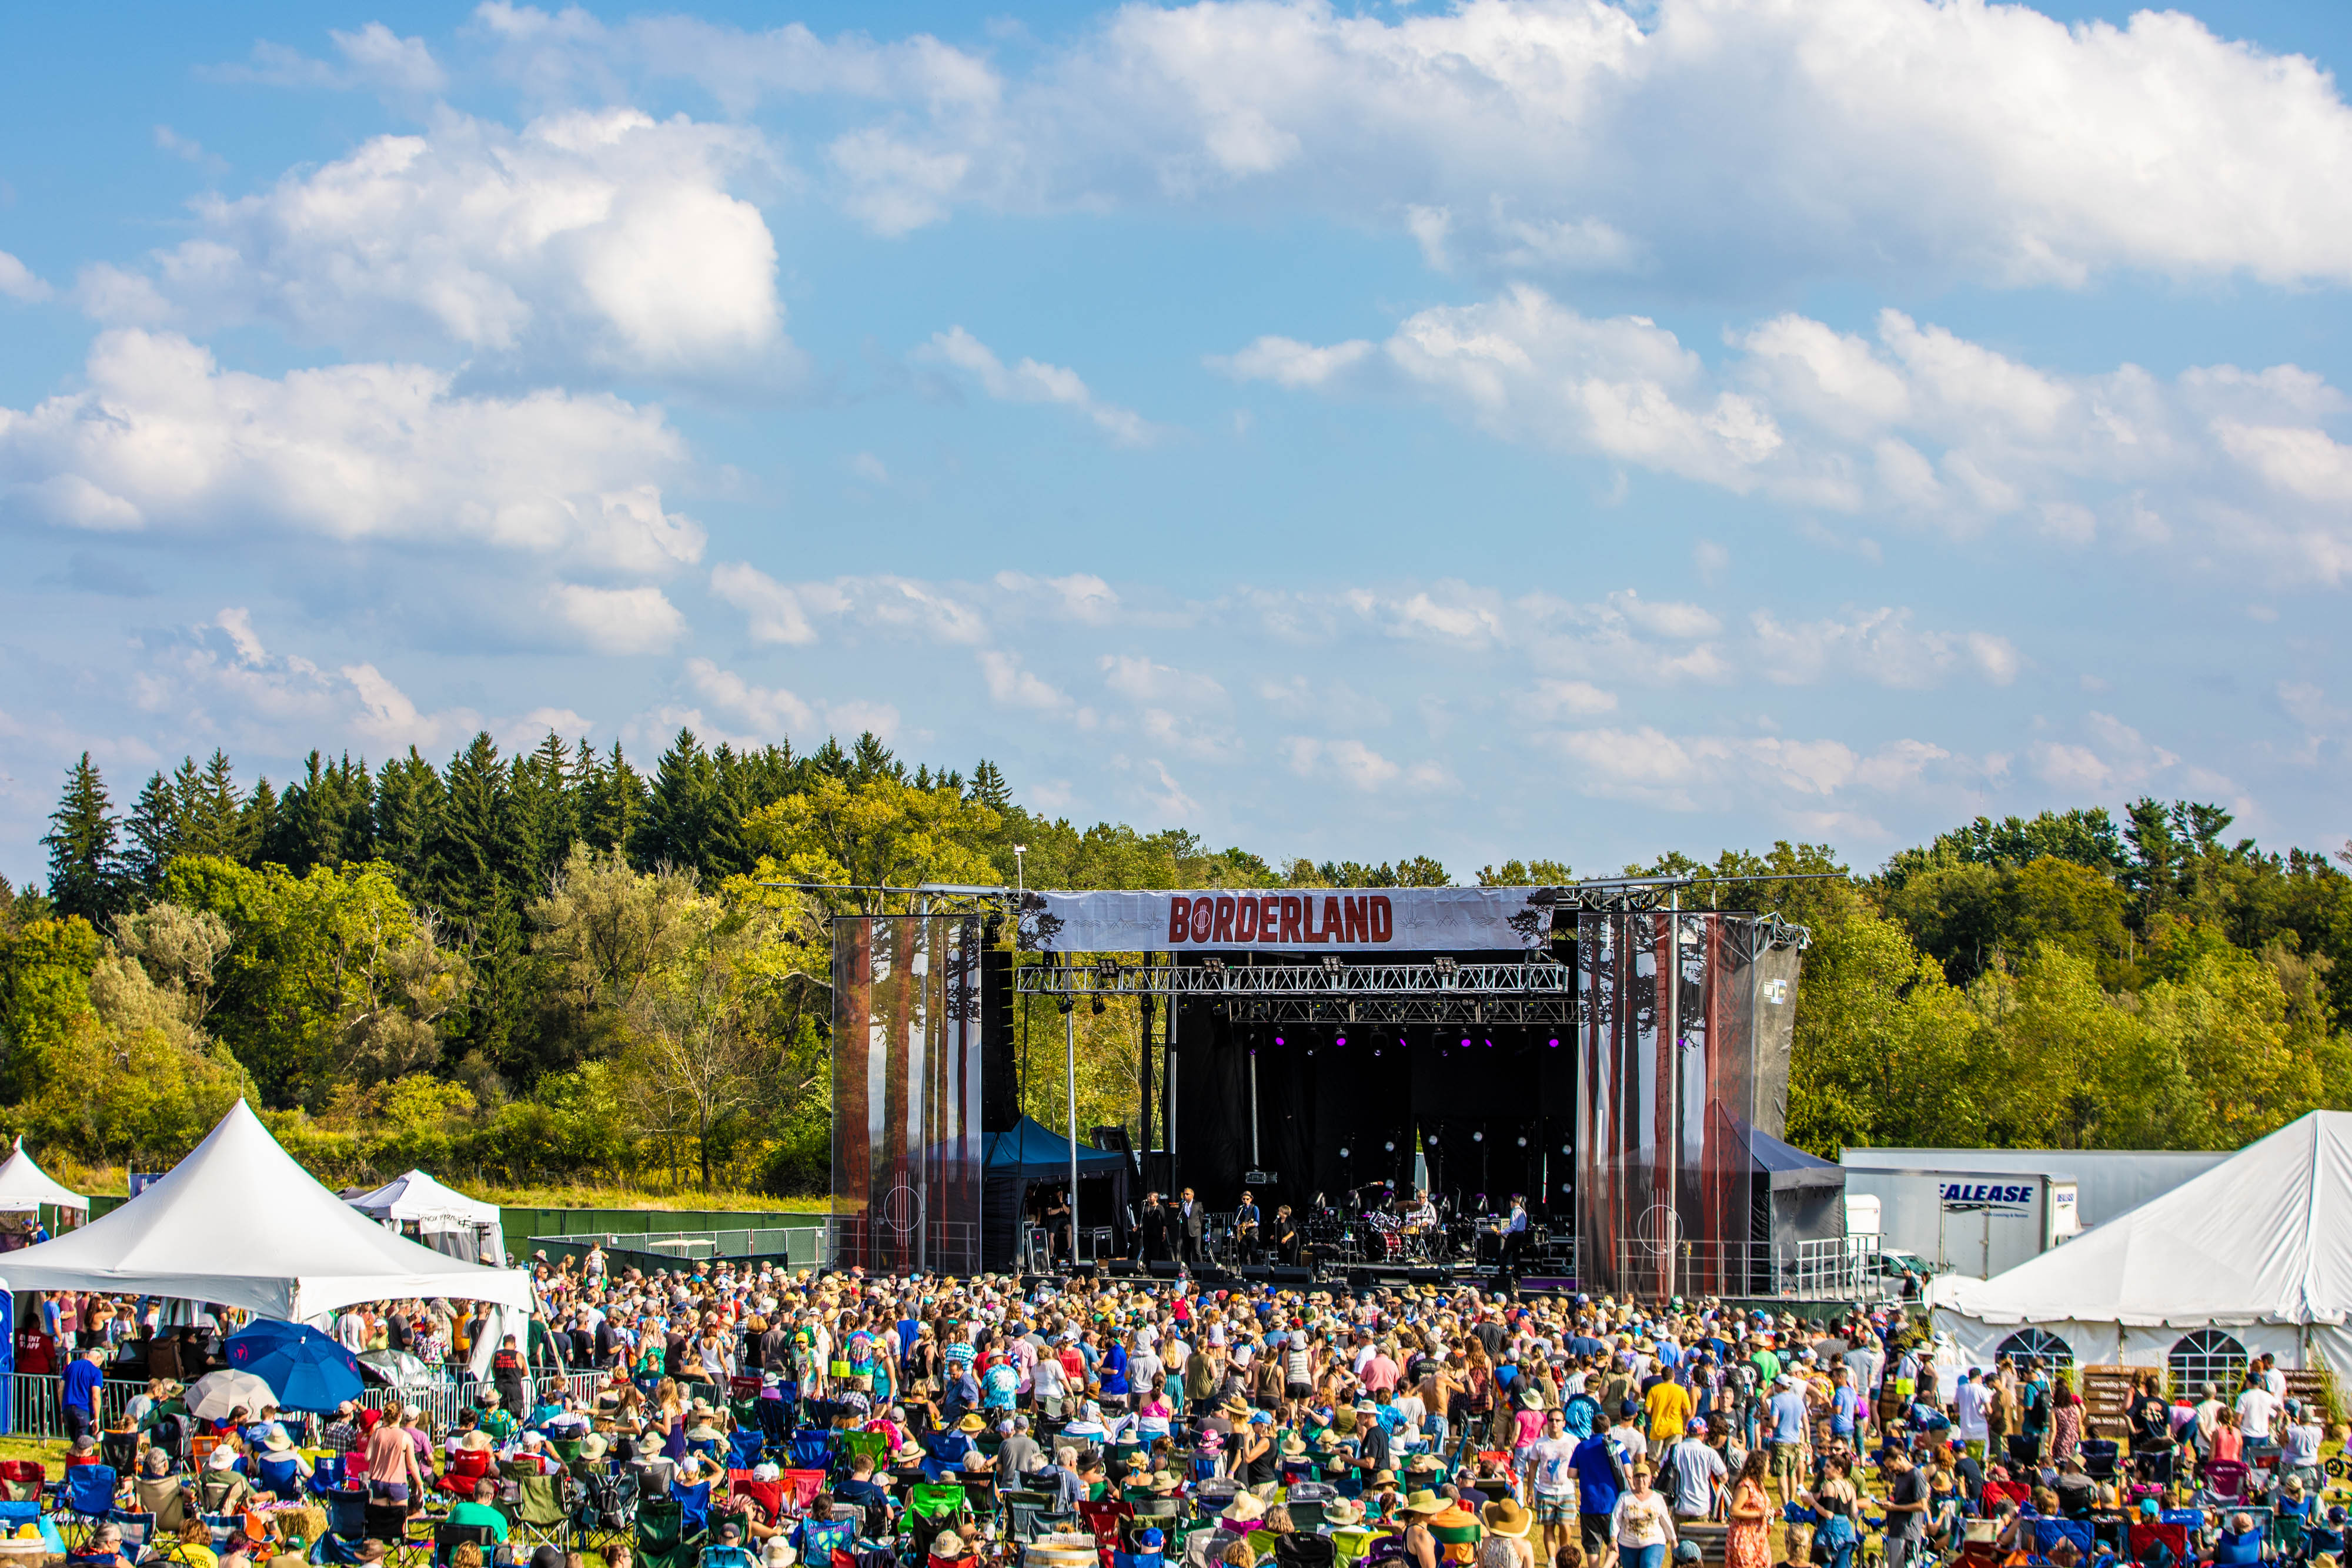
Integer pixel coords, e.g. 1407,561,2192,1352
1838,1165,2078,1278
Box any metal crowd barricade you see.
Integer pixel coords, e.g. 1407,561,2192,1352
11,1368,613,1438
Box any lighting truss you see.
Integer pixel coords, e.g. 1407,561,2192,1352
1015,958,1582,1025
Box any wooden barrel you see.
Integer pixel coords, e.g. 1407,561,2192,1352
1025,1535,1100,1568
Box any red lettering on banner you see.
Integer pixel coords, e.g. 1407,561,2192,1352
1259,895,1280,942
1212,896,1237,942
1369,895,1394,942
1321,895,1344,942
1168,900,1190,943
1343,895,1369,944
1234,897,1260,942
1303,896,1327,942
1191,897,1214,944
1279,896,1303,943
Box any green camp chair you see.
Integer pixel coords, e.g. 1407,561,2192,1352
908,1484,970,1524
509,1473,572,1552
635,1495,704,1568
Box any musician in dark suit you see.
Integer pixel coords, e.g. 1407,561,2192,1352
1234,1189,1261,1263
1269,1204,1301,1266
1177,1187,1205,1265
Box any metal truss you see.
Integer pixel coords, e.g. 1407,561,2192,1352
1015,959,1575,997
1016,958,1581,1025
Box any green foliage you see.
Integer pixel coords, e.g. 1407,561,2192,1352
31,734,2352,1188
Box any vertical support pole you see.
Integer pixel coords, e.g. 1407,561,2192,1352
1140,977,1157,1159
1665,885,1680,1300
1249,1048,1261,1169
1067,1007,1080,1265
1166,988,1181,1196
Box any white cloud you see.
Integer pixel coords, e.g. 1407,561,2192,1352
547,583,685,654
211,22,448,95
0,252,51,304
485,0,2352,292
921,326,1157,445
1748,609,2019,689
1100,654,1227,706
1208,336,1374,389
1550,726,1957,812
980,650,1074,712
130,613,482,754
1521,679,1618,718
0,331,704,572
996,570,1122,623
85,109,785,379
685,656,813,734
710,562,817,646
1281,736,1402,791
1236,285,2352,581
2027,711,2186,793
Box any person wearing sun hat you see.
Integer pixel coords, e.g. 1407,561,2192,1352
1479,1500,1534,1568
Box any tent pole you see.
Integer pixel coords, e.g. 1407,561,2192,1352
1068,1008,1080,1266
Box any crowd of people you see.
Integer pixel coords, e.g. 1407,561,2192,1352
36,1256,2352,1568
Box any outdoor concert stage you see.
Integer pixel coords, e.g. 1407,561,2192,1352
826,882,1817,1297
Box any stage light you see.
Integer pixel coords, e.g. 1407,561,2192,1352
1204,957,1227,974
1461,1038,1471,1048
1434,957,1458,977
1336,1036,1347,1047
1560,1182,1572,1193
1517,1136,1527,1147
1428,1132,1439,1145
1384,1141,1395,1152
1321,956,1342,974
1091,995,1105,1015
1275,1037,1285,1047
1339,1147,1350,1158
1548,1038,1561,1048
1472,1131,1484,1142
1057,997,1075,1015
1561,1145,1571,1155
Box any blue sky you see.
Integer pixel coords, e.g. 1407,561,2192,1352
5,0,2352,885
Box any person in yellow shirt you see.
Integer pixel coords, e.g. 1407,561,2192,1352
1644,1376,1693,1465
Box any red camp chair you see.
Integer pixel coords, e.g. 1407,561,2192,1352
1982,1481,2032,1513
439,1448,495,1499
1080,1500,1134,1568
2129,1521,2190,1566
780,1469,826,1510
727,1471,786,1526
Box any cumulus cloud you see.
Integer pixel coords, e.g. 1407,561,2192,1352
920,326,1157,445
710,562,817,646
0,252,52,304
1549,726,1957,813
0,330,704,571
131,610,483,754
479,0,2352,292
1232,287,2352,581
547,583,685,654
81,109,787,380
209,22,449,95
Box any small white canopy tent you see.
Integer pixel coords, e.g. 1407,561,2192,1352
345,1171,506,1266
1933,1110,2352,1377
0,1138,88,1216
0,1101,533,1335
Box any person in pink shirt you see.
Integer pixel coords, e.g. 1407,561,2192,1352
1362,1343,1401,1396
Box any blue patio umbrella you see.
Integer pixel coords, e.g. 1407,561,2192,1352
224,1319,365,1412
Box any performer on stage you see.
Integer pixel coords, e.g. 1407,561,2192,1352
1175,1187,1205,1266
1501,1192,1531,1275
1405,1187,1439,1231
1269,1203,1300,1266
1041,1185,1074,1264
1234,1189,1261,1263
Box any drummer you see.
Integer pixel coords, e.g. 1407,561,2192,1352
1405,1189,1440,1231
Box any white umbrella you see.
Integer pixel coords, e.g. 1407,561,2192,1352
185,1368,275,1420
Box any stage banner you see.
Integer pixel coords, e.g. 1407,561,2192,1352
1023,886,1557,952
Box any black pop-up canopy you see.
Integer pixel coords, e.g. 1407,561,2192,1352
981,1117,1132,1271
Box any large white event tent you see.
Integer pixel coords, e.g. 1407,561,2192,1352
0,1101,532,1330
1933,1110,2352,1375
0,1138,88,1218
345,1170,506,1266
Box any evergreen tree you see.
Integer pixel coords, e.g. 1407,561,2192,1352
179,751,245,861
43,753,126,924
636,729,733,878
850,731,902,783
240,777,279,863
510,731,579,892
124,769,186,894
373,748,444,891
970,759,1012,812
578,743,647,855
426,733,523,920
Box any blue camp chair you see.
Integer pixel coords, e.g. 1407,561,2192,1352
674,1479,713,1539
57,1466,119,1549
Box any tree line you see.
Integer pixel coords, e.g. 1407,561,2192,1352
8,727,2351,1192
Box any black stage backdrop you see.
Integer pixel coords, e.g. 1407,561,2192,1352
1171,992,1575,1225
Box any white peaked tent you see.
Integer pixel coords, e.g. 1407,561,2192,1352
0,1101,532,1323
1934,1110,2352,1372
345,1170,506,1265
0,1138,88,1216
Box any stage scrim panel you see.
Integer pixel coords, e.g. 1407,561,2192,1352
831,915,984,1273
1576,911,1803,1297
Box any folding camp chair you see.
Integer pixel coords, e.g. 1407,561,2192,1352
838,1432,888,1476
794,1517,856,1565
755,1402,794,1456
2081,1440,2122,1483
56,1464,119,1549
320,1487,369,1548
307,1456,346,1497
1274,1535,1339,1568
572,1467,641,1556
960,1473,1001,1520
255,1455,305,1499
780,1470,828,1510
432,1522,497,1568
510,1473,573,1552
787,1433,837,1473
101,1433,141,1476
674,1478,714,1539
2130,1522,2190,1567
2034,1520,2096,1559
724,1430,763,1473
637,1496,705,1568
106,1508,157,1562
701,1545,759,1568
2205,1462,2255,1505
1005,1492,1060,1542
440,1449,496,1500
0,1460,44,1503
